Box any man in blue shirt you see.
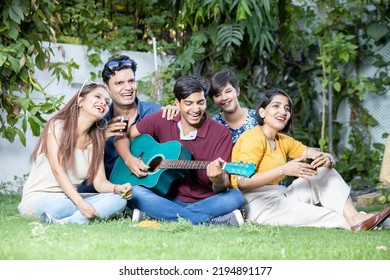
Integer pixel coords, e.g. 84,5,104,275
78,55,177,192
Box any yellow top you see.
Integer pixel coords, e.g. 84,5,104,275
231,126,306,187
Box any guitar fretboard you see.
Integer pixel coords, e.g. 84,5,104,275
160,160,211,170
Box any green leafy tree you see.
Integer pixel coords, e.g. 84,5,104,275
1,0,389,189
0,0,77,145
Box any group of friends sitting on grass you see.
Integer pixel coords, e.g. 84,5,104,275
18,55,390,231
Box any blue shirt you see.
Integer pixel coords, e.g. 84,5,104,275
212,109,257,144
104,97,161,178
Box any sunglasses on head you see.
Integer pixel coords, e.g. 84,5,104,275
107,58,135,72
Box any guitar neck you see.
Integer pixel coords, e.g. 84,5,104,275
160,160,212,170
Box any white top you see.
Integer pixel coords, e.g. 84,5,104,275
18,121,92,216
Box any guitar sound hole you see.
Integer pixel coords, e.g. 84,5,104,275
149,157,162,172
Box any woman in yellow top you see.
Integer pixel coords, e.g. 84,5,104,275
232,88,390,231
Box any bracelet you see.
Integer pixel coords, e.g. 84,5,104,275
112,184,119,194
279,166,284,175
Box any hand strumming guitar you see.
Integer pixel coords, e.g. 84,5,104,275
125,154,149,178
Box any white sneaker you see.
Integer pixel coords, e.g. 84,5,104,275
132,209,146,222
40,212,64,225
40,212,53,224
210,209,244,227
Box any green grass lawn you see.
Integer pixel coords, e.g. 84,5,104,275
1,194,389,260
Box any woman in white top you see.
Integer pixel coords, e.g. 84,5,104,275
18,81,132,224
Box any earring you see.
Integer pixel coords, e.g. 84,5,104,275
71,104,79,117
96,119,108,130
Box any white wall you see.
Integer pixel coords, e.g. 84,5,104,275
0,43,160,183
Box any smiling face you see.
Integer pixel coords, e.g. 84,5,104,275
105,68,137,108
212,82,240,114
175,91,206,130
79,86,111,120
259,94,291,132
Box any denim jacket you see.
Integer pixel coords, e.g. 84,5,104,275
104,97,161,178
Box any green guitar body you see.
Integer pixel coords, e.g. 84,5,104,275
110,134,192,196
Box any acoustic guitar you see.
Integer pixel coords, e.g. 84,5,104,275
110,134,255,196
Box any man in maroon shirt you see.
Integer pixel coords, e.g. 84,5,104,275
114,75,244,226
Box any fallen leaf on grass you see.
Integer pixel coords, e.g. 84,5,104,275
136,220,161,228
376,246,388,251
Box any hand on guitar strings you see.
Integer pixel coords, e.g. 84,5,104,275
126,154,149,178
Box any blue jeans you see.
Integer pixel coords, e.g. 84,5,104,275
76,181,98,193
36,193,126,224
128,185,244,224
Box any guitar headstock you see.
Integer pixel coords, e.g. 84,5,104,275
223,162,256,178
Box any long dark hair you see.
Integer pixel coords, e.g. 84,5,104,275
255,88,293,133
31,83,107,184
